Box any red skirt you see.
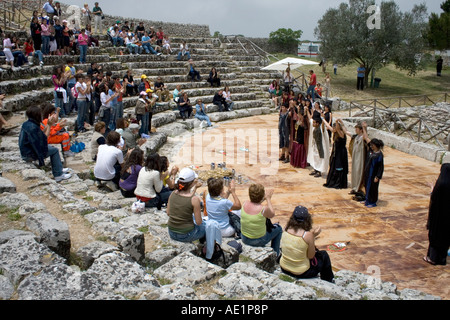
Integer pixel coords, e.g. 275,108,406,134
290,142,307,168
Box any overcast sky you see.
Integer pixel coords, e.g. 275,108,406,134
67,0,443,40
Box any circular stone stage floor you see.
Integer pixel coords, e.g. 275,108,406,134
167,113,449,299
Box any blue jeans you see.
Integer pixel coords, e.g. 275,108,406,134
177,51,191,60
42,36,50,55
79,45,88,63
241,224,283,255
169,222,206,243
127,44,142,54
306,85,316,100
112,37,124,47
76,99,88,131
29,50,43,63
67,82,76,113
142,43,157,54
109,103,117,131
137,113,149,135
195,114,212,126
54,91,67,117
101,108,111,136
47,145,64,178
116,101,124,120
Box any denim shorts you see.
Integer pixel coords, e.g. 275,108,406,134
168,222,206,243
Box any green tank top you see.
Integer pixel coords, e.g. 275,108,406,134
168,192,195,233
241,204,266,239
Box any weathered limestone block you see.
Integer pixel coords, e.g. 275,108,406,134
0,177,16,194
240,244,277,273
26,212,71,260
76,241,120,270
153,251,225,286
0,233,66,286
84,252,159,298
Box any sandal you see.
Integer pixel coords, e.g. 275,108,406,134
423,256,436,265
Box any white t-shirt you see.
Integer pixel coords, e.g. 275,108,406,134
94,144,124,180
100,92,111,108
76,82,87,99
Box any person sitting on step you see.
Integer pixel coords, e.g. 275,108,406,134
94,130,129,191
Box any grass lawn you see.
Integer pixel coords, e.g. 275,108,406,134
268,53,450,104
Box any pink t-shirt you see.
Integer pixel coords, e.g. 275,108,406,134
78,33,89,46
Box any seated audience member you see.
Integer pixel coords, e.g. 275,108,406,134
19,105,71,182
207,67,221,87
135,22,146,41
240,184,282,255
122,123,147,153
141,31,161,56
280,206,334,283
91,121,106,161
156,27,164,46
110,26,124,47
94,131,127,191
119,148,144,198
166,167,205,242
40,104,73,157
162,35,173,54
194,99,212,127
134,153,170,209
159,156,179,191
123,69,138,96
187,59,201,81
177,40,191,61
213,89,229,112
205,177,242,237
172,84,183,103
154,76,171,102
222,86,234,111
178,92,193,120
125,33,142,55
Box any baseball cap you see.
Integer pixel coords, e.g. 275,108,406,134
293,206,309,222
129,123,140,130
141,74,147,79
178,168,198,183
139,91,148,96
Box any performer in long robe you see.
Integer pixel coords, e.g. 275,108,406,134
424,163,450,265
364,138,384,208
279,104,291,163
346,123,368,196
323,119,348,189
290,105,308,168
306,107,329,178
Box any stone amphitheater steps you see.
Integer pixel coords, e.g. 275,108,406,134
1,32,279,148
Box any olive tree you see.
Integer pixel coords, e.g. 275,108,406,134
314,0,429,86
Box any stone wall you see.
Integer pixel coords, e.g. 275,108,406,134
61,3,211,38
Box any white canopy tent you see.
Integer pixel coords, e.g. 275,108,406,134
261,57,319,71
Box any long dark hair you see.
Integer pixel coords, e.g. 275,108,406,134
144,153,161,172
121,148,144,175
284,212,313,233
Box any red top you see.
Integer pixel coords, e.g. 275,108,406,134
310,73,316,86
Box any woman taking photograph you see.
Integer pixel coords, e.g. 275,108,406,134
280,206,334,283
240,183,283,256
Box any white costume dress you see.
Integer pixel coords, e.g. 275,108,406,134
307,119,330,173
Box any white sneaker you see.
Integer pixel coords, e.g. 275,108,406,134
55,173,72,182
105,180,118,192
63,168,70,173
